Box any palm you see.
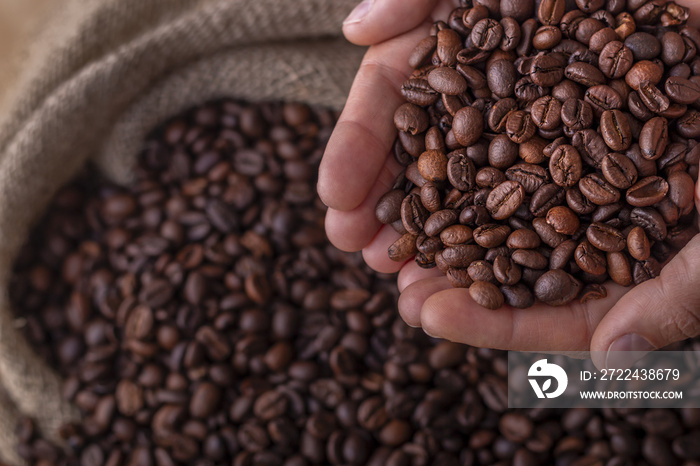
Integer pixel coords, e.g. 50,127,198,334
318,0,700,354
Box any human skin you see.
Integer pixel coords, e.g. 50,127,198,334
318,0,700,369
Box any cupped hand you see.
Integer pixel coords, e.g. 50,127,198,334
318,0,700,369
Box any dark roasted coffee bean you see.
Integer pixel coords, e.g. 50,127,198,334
492,256,522,286
534,269,581,305
639,117,668,160
599,41,634,79
530,183,566,218
565,62,605,87
394,103,429,135
586,222,626,252
549,145,582,188
485,181,525,220
600,110,632,152
625,32,661,61
579,174,621,205
631,207,668,242
627,226,651,260
376,189,405,224
546,206,580,235
561,98,593,130
584,85,623,117
626,60,663,91
626,176,669,207
512,249,548,270
469,281,505,309
473,224,512,248
496,284,531,310
401,78,439,106
471,18,504,51
665,76,700,105
575,240,607,275
487,60,518,99
401,193,429,235
452,106,484,147
428,67,467,96
601,152,638,189
531,54,565,87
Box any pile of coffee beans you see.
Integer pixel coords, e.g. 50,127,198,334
376,0,700,309
8,100,505,465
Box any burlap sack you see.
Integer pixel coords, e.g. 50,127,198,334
0,0,364,463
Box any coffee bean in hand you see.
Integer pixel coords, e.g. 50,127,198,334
378,0,700,309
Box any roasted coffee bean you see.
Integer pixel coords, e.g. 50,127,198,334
538,0,566,25
626,176,669,207
531,54,565,87
485,181,525,220
493,256,523,285
376,190,405,224
488,60,518,98
638,80,670,113
474,224,513,248
601,152,638,189
627,226,651,260
546,206,580,235
586,223,626,252
607,251,634,286
417,150,448,182
530,183,566,217
549,145,582,187
631,207,668,241
599,41,634,79
506,111,536,144
579,174,621,205
575,241,607,275
534,269,581,305
401,78,440,106
626,60,663,90
583,87,622,124
634,258,663,284
565,62,606,87
500,17,522,51
561,98,593,130
394,103,429,135
639,117,669,160
401,193,429,234
428,67,467,96
600,110,632,151
452,106,484,147
507,229,541,249
665,76,700,105
530,96,562,130
469,281,505,309
512,249,549,269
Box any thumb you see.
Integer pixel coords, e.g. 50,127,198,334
590,233,700,370
342,0,443,46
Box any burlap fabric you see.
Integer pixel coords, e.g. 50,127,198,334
0,0,364,463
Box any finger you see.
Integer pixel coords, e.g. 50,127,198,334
398,276,451,327
324,154,403,252
591,235,700,370
318,26,429,212
361,224,405,273
397,260,444,292
591,166,700,370
416,284,630,351
342,0,444,46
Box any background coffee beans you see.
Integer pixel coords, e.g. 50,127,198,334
379,0,700,309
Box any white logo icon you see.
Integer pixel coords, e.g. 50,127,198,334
528,359,568,399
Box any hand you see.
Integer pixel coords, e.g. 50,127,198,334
318,0,700,370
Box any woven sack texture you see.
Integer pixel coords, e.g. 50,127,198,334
0,0,363,463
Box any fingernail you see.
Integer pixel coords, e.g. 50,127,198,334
344,0,373,25
605,334,655,370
